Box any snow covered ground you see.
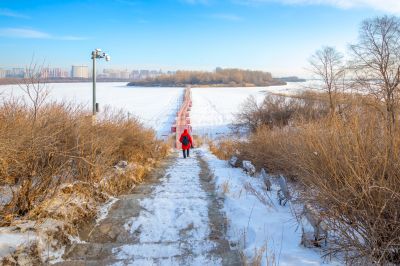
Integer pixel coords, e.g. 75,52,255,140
0,81,334,265
0,82,183,137
0,81,310,138
112,150,236,265
190,82,309,137
0,147,337,265
0,230,34,257
109,148,338,265
199,148,339,266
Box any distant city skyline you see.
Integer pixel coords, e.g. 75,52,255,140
0,0,394,77
0,65,173,80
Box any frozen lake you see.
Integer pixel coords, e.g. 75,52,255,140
190,82,309,136
0,82,309,137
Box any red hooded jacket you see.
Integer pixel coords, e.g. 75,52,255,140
179,129,193,150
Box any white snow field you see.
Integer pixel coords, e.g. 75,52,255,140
190,82,308,137
0,81,308,138
0,82,183,137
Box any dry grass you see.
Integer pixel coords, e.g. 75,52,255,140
1,242,42,265
221,180,230,195
287,113,400,264
192,134,204,147
233,92,330,133
208,138,237,160
243,182,275,209
239,244,277,266
166,133,177,148
232,91,400,264
0,98,168,226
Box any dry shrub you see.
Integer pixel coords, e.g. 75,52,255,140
233,92,330,133
0,98,167,225
100,163,151,195
192,134,204,147
221,180,230,195
236,93,400,263
166,133,177,148
28,181,108,227
287,112,400,264
239,245,275,266
208,139,237,160
236,126,295,176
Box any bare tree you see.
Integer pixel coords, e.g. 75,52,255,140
18,58,49,125
309,46,345,113
350,15,400,134
233,96,262,133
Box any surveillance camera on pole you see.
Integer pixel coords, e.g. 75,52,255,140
91,48,111,117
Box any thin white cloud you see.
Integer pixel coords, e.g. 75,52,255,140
0,28,88,40
235,0,400,14
0,28,50,38
0,8,30,19
210,13,243,21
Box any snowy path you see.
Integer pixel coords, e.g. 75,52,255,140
57,150,239,266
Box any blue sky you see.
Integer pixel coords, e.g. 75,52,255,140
0,0,394,76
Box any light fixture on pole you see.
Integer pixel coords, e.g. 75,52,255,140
91,48,111,116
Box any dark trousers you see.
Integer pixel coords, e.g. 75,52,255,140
182,149,190,158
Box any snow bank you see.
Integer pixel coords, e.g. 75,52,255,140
0,219,65,263
0,230,35,257
198,148,340,266
0,193,118,264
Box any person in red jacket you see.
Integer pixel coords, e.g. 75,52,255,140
179,129,193,158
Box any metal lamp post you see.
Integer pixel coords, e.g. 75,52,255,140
91,48,110,116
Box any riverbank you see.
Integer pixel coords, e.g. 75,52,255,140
127,80,286,88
